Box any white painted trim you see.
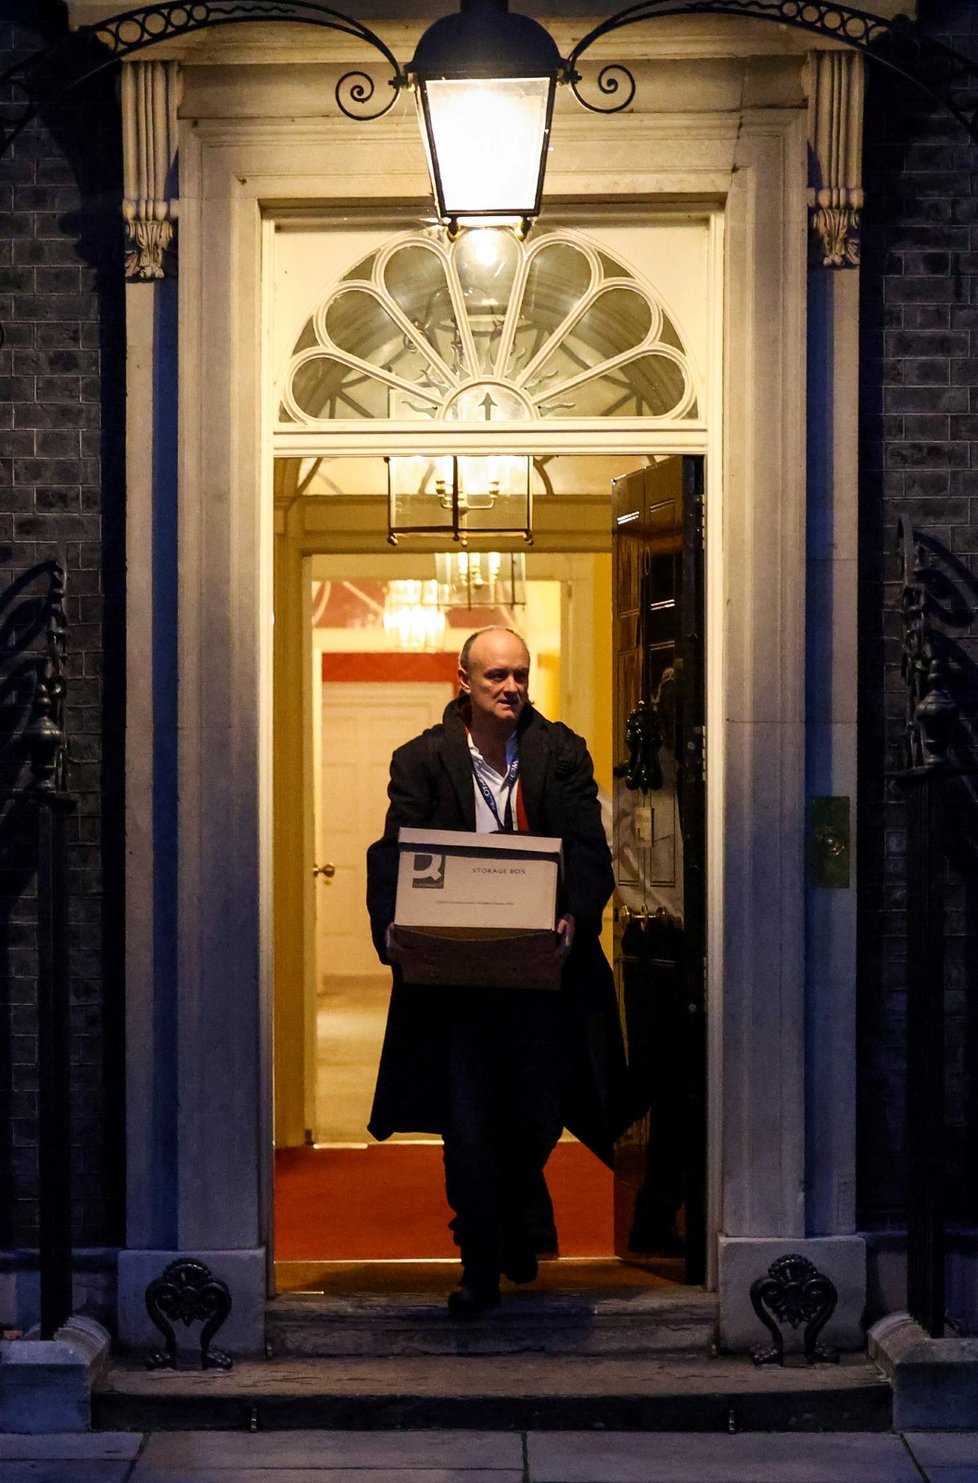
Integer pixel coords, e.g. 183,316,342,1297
127,73,812,1314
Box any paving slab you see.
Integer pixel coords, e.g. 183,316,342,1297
905,1434,978,1467
526,1430,922,1482
131,1471,521,1483
920,1471,978,1483
0,1465,134,1483
0,1434,142,1460
140,1428,523,1469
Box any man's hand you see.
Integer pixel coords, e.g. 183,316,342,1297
384,922,406,963
555,914,575,959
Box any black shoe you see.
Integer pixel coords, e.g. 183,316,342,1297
501,1246,538,1285
447,1281,501,1317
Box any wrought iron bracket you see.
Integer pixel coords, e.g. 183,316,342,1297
1,0,408,157
144,1257,233,1371
564,1,978,142
749,1253,839,1366
4,0,978,164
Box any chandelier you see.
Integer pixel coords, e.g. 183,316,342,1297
435,551,527,609
382,579,447,651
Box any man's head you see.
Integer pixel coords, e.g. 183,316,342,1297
458,627,531,737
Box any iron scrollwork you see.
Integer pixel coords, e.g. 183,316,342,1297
0,561,70,794
0,0,406,155
145,1258,233,1371
750,1253,839,1366
564,1,978,139
897,512,961,771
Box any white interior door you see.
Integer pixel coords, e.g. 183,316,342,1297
317,681,454,984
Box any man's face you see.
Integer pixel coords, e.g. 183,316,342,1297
459,631,530,732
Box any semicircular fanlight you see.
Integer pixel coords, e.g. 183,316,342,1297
279,228,699,426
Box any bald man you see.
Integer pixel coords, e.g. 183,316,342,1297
366,627,627,1315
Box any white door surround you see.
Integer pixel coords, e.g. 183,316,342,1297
118,34,866,1355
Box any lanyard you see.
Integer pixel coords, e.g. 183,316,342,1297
472,755,520,832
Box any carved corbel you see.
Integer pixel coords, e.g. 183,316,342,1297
807,50,864,269
122,60,181,280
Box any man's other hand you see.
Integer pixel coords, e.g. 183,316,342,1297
555,914,575,959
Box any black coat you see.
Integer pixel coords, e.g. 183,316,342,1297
365,698,630,1166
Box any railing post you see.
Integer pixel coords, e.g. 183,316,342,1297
35,791,76,1337
904,768,945,1337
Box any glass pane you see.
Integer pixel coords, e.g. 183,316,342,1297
526,287,654,396
537,354,687,418
291,358,397,421
324,289,449,395
423,77,552,216
453,229,521,375
384,245,466,377
520,242,592,337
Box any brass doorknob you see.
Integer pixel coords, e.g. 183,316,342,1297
313,862,336,879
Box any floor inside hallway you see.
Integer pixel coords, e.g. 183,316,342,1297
4,1429,976,1482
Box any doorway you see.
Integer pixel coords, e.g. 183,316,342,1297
272,542,621,1275
271,457,708,1299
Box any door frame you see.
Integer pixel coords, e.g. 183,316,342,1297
119,68,832,1353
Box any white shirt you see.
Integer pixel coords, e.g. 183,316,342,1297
466,731,519,833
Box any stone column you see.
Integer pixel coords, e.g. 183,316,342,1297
718,49,867,1351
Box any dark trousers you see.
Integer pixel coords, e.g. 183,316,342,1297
442,988,567,1282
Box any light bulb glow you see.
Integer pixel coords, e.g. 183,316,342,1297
420,76,553,218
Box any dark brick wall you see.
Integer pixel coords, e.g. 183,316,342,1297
858,0,978,1231
0,0,125,1251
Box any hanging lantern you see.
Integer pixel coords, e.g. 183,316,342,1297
387,453,532,544
435,551,527,609
408,0,564,234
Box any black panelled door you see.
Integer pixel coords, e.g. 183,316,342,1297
611,457,706,1284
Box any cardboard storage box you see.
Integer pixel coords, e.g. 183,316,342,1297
393,827,563,990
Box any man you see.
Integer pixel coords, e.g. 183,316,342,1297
366,627,628,1315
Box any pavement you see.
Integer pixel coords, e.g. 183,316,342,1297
0,1430,977,1482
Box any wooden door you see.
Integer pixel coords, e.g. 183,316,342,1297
317,681,454,982
611,457,706,1283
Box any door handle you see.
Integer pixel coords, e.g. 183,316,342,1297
313,862,336,879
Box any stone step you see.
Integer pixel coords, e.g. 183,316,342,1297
265,1262,717,1358
94,1352,893,1433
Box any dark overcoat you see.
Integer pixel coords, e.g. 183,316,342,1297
365,697,630,1166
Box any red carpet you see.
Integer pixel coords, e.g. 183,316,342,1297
275,1141,614,1261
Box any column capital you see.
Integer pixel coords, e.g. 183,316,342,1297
807,50,864,269
122,60,181,281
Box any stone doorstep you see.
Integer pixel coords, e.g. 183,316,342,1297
0,1315,112,1434
869,1311,978,1430
264,1286,719,1359
92,1352,893,1433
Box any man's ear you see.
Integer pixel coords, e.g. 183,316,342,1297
457,666,471,695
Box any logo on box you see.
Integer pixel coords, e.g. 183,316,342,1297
410,853,446,889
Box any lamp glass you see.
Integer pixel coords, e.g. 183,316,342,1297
419,76,554,220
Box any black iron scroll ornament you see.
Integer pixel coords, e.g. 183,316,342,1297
564,2,978,143
750,1253,839,1366
0,1,407,157
4,1,978,164
145,1258,233,1370
897,512,960,771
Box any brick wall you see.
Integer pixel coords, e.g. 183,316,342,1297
0,0,125,1253
858,0,978,1232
